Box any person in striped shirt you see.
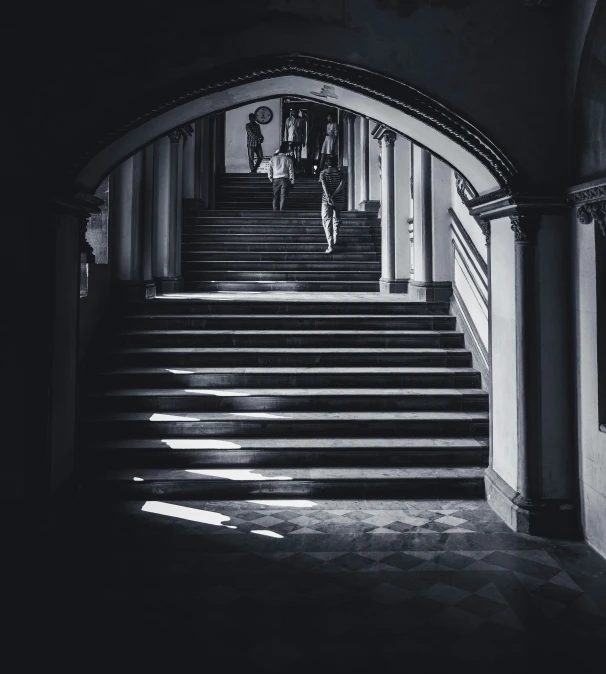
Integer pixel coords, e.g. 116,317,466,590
318,156,345,253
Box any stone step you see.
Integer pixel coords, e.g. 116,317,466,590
183,262,381,272
183,281,381,292
183,225,380,234
183,271,380,282
85,410,489,439
91,436,489,468
106,347,473,368
183,233,377,242
118,328,465,348
182,243,378,252
122,314,457,329
88,466,486,500
182,251,379,261
186,210,375,220
98,366,483,390
89,387,488,412
127,301,450,316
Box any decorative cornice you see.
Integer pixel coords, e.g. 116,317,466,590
568,178,606,237
467,188,567,222
510,214,540,243
71,53,519,189
53,191,104,218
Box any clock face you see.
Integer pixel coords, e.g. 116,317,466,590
255,106,273,124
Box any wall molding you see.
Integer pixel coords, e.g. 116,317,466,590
568,176,606,236
449,208,488,276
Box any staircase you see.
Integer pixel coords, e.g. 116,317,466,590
182,209,381,292
83,297,489,500
217,172,340,210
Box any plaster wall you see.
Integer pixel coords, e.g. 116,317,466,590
225,99,281,173
490,218,519,491
451,184,488,263
573,212,606,558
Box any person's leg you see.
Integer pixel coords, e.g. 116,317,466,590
321,200,333,251
248,147,256,172
254,146,263,172
279,179,288,210
272,179,280,210
333,203,342,247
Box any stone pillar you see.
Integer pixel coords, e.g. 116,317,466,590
510,214,542,507
153,130,184,293
394,137,412,285
346,115,356,211
358,117,379,212
182,129,195,199
194,118,210,208
379,132,405,293
409,146,433,300
111,150,156,300
430,156,453,293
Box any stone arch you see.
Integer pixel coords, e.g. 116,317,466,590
74,54,517,197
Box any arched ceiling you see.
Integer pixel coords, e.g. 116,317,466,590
75,55,517,196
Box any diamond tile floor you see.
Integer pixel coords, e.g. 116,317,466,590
8,499,606,672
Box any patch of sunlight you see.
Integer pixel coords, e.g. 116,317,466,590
184,389,251,397
167,369,195,374
248,500,317,508
229,412,290,419
133,477,144,482
161,439,242,449
186,469,293,481
150,413,199,421
251,530,284,538
141,501,236,528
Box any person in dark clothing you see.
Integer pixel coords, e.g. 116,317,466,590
318,156,345,253
268,142,295,211
245,113,264,173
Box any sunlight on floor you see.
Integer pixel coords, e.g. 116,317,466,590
251,530,284,538
185,469,293,481
167,369,195,374
151,413,198,421
161,439,242,449
229,412,290,419
184,389,251,397
141,501,236,528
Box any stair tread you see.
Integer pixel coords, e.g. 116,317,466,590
103,366,478,374
94,436,488,449
111,347,469,354
120,328,459,335
88,411,489,421
93,387,487,397
97,466,486,480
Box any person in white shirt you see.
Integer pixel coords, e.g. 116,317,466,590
268,142,295,211
319,114,338,172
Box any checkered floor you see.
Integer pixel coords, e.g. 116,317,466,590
10,499,606,672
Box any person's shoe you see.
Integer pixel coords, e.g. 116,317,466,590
325,246,333,253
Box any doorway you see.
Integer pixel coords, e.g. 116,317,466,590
281,98,340,176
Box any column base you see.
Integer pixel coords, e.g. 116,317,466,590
408,280,452,302
155,276,184,294
116,280,157,301
379,278,408,294
485,467,580,538
358,200,380,213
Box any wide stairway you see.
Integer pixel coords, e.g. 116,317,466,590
83,297,489,500
182,209,381,293
217,172,338,210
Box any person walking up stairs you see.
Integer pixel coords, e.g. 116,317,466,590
319,156,345,253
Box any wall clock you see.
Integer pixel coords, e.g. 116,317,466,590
255,106,273,124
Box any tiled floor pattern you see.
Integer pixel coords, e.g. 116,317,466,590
11,499,606,672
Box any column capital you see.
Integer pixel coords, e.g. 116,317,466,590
577,201,606,236
479,219,491,246
167,129,182,143
382,132,397,147
510,213,540,242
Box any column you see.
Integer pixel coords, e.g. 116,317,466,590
346,115,356,211
409,145,433,300
510,214,541,508
194,117,210,208
379,132,405,293
153,130,184,293
430,156,453,296
182,128,195,199
359,116,370,210
394,137,412,284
